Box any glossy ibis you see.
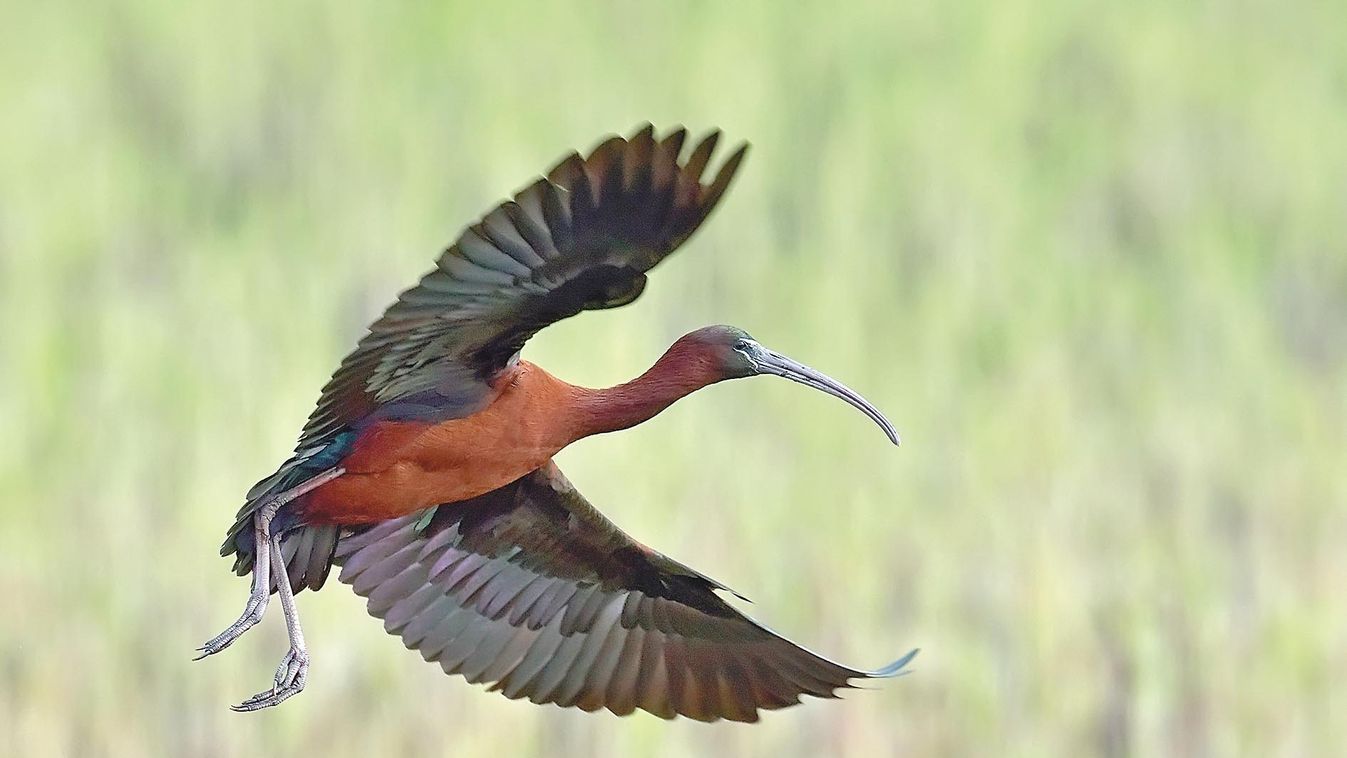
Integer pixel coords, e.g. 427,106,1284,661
200,125,915,720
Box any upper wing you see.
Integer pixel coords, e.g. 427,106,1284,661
300,125,748,446
334,463,916,723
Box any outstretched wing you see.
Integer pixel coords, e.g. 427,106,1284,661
301,125,748,446
334,463,916,723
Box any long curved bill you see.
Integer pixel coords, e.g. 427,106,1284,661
746,342,900,445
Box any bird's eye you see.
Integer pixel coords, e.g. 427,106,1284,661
734,340,751,352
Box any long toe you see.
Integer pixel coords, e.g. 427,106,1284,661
195,600,266,659
195,621,251,659
231,651,308,712
230,679,306,712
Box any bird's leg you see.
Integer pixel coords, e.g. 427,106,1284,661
196,467,344,659
231,535,309,712
195,508,272,659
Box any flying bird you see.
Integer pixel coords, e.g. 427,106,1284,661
200,125,915,721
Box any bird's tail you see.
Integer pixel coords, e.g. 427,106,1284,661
225,521,342,595
220,432,355,593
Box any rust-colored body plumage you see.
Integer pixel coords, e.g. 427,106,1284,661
301,362,578,524
300,335,725,525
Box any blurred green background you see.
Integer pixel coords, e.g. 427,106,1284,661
3,1,1345,756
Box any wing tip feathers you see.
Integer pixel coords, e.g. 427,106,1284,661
863,647,921,680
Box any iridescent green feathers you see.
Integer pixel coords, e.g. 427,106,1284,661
299,125,749,448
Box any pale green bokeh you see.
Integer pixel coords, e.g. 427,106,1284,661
2,2,1345,756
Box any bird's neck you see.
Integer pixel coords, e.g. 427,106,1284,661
568,340,724,439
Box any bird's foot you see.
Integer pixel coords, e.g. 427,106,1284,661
231,646,309,712
195,592,268,660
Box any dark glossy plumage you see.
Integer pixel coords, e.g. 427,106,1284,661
222,126,746,587
336,463,914,722
301,125,747,447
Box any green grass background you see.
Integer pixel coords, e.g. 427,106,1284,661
2,2,1345,755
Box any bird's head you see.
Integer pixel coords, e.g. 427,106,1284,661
681,325,900,445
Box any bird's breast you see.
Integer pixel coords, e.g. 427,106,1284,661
299,362,581,525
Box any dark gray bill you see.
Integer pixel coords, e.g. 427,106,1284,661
743,342,900,445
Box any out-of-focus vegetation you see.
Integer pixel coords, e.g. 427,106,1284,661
2,2,1345,756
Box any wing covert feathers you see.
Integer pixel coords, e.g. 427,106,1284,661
334,463,916,722
300,126,748,448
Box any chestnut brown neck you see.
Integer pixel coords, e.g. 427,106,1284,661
569,338,726,439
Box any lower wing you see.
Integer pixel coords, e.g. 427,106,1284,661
334,462,916,722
